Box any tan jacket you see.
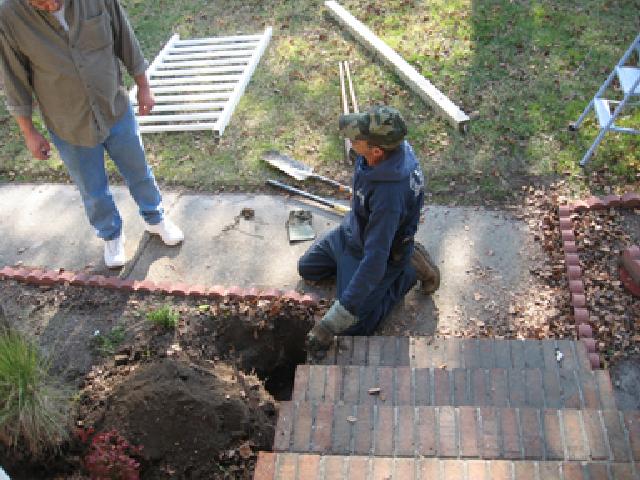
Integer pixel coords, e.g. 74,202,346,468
0,0,148,146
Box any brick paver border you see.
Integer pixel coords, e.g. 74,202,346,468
0,265,321,307
558,192,640,368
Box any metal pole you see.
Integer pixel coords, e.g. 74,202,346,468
344,61,359,113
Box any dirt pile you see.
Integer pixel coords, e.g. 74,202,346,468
0,284,319,479
80,356,274,479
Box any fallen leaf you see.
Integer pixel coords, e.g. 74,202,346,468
238,442,253,459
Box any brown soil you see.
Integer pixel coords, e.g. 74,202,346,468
0,284,317,479
80,357,274,479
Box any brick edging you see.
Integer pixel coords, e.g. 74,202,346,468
0,265,321,307
558,191,640,369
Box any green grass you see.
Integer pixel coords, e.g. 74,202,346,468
0,330,71,455
91,325,126,356
146,305,179,329
1,0,638,196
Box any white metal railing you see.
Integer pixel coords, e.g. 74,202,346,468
130,28,272,136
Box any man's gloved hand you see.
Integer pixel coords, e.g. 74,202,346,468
306,300,358,359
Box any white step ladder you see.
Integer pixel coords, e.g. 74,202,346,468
570,33,640,166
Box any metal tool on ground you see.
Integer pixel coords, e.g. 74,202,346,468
266,179,350,215
286,210,315,243
339,60,359,163
570,33,640,167
262,150,351,193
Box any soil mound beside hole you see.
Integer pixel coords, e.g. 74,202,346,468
87,356,275,479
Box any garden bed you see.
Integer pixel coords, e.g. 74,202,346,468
573,207,640,365
0,283,317,479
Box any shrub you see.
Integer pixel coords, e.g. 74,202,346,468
0,330,71,455
81,429,142,480
146,305,178,329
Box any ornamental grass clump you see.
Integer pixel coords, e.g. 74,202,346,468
0,329,71,455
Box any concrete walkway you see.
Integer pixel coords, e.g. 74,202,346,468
0,183,544,334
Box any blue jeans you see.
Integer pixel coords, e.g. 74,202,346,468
50,105,163,240
298,223,417,335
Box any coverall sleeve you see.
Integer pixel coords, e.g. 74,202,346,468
339,190,402,315
108,0,148,77
0,24,33,117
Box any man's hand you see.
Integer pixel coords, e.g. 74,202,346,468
134,73,154,116
136,85,155,116
306,300,358,359
16,116,50,160
25,130,51,160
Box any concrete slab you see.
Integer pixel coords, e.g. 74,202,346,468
419,206,539,333
0,183,545,335
0,183,178,272
127,193,340,290
379,206,541,335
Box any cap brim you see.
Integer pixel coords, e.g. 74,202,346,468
338,113,365,130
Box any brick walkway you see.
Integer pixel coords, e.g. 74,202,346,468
253,337,640,479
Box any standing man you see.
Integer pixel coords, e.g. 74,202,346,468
300,105,440,356
0,0,183,268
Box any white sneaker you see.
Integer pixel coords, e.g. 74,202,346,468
104,234,126,268
146,218,184,246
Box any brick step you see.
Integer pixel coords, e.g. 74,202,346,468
313,336,594,371
254,452,638,479
274,402,640,462
293,365,617,410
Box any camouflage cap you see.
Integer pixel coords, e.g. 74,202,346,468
339,105,407,149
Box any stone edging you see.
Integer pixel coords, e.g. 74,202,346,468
558,192,640,369
0,266,321,307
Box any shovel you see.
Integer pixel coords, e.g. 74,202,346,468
266,179,350,215
262,150,352,194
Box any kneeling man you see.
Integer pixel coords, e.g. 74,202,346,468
298,105,440,356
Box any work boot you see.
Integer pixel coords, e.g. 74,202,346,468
411,241,440,294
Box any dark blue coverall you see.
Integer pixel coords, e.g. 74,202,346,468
298,141,425,334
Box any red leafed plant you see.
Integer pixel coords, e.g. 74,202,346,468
77,428,143,480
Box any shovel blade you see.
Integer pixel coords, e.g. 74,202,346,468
262,150,313,181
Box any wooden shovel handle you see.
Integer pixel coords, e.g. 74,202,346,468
344,60,359,113
311,173,352,194
339,61,353,163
